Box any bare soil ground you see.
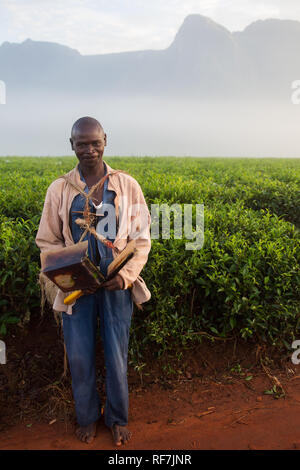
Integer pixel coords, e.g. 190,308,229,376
1,313,300,450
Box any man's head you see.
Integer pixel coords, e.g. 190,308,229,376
70,117,107,170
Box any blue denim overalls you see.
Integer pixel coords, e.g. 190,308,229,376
62,163,133,428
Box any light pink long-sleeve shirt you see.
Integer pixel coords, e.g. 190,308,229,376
36,161,151,313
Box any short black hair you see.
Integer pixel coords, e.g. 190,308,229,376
71,116,104,138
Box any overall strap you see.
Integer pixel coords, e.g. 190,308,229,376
60,171,125,248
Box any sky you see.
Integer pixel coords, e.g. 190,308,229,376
1,0,300,55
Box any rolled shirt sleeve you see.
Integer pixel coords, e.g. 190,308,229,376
35,183,65,258
117,181,151,290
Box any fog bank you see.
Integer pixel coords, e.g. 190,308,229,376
1,93,300,157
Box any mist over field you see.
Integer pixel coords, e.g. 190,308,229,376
1,14,300,157
1,93,300,157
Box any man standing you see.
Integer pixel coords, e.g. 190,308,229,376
36,117,151,445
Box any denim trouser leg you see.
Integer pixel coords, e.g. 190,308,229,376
98,288,133,428
62,286,133,429
62,294,101,427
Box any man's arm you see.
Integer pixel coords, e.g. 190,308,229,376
35,183,65,258
116,181,151,290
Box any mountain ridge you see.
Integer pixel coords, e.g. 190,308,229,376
1,14,300,98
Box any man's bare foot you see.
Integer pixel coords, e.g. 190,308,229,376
111,424,132,446
75,421,97,444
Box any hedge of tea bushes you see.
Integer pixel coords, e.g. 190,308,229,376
139,202,299,353
1,157,299,224
0,157,299,353
0,214,41,335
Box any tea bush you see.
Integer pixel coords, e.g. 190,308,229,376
140,203,299,352
0,215,40,334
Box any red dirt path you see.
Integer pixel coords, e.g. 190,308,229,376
2,370,300,450
1,315,300,450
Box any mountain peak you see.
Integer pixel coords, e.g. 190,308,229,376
0,38,80,56
168,14,232,50
179,14,230,34
181,14,224,28
242,17,300,35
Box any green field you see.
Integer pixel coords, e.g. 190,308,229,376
0,157,299,359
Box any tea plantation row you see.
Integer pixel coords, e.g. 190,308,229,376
0,157,299,357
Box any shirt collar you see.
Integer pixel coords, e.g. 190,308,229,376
78,161,108,184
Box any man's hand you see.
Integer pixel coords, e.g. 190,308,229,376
81,274,124,295
102,274,124,291
82,287,98,296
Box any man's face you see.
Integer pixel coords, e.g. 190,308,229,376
70,126,107,170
